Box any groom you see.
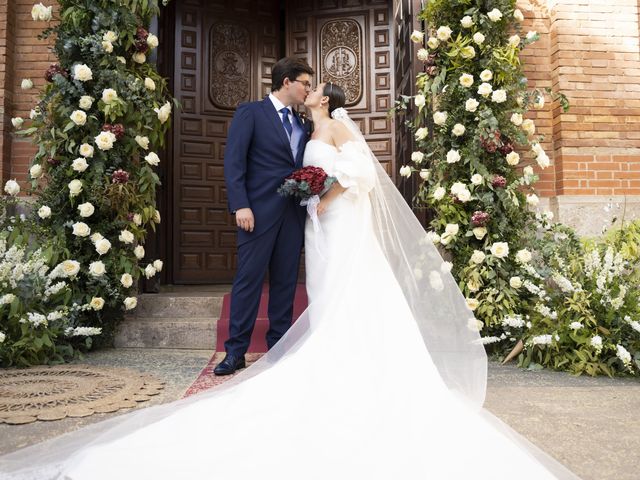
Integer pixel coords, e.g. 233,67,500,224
215,57,315,375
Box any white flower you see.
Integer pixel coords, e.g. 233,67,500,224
450,182,467,196
534,95,545,109
466,298,480,311
417,169,430,181
153,259,163,272
144,152,160,166
72,222,90,237
490,242,509,258
569,321,583,331
433,187,446,200
514,9,524,22
414,94,426,108
446,149,461,164
0,294,16,305
60,260,80,277
411,151,424,164
471,174,483,185
460,46,475,59
101,41,113,53
433,111,448,125
523,166,535,177
436,26,452,41
460,16,474,28
459,74,474,88
426,231,441,244
510,276,523,289
510,113,523,126
532,334,553,346
399,165,412,178
465,98,479,112
78,96,93,111
522,119,536,136
4,180,20,196
144,264,157,279
124,297,138,310
103,30,118,43
506,152,520,166
452,124,466,137
516,249,532,263
456,188,471,202
491,89,507,103
144,77,156,90
119,230,135,244
536,152,550,169
154,102,172,123
526,193,539,206
427,37,440,49
590,335,603,351
92,238,110,256
468,318,484,332
11,117,24,129
38,205,51,219
77,202,95,218
410,30,424,43
90,297,105,310
31,3,53,21
429,271,444,291
79,143,94,158
68,179,83,197
471,250,485,264
477,82,493,97
472,227,487,240
445,223,459,236
132,214,142,226
21,78,34,90
480,69,493,82
473,32,485,45
0,332,5,343
508,35,521,47
616,345,632,365
73,64,93,82
487,8,503,22
101,88,118,104
133,52,146,64
133,245,145,260
72,157,89,172
417,48,429,61
135,135,150,150
30,108,39,119
121,273,133,288
147,33,159,49
89,261,106,277
440,261,453,273
526,31,538,41
116,56,127,64
30,164,43,179
95,131,117,151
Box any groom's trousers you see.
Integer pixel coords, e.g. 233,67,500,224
225,202,304,357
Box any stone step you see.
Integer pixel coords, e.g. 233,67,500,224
135,293,224,318
114,317,216,350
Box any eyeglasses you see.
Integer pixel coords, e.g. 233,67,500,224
291,79,312,90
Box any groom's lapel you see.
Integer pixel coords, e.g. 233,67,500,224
293,110,308,167
260,98,295,164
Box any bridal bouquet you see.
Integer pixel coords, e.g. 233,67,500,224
277,166,336,201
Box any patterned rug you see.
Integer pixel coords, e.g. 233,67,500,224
183,352,264,398
0,365,165,424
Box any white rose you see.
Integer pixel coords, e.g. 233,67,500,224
491,89,507,103
526,193,539,206
145,152,160,166
68,179,83,197
436,26,452,41
508,35,521,47
510,276,523,289
399,165,412,178
490,242,509,258
522,119,536,136
460,46,475,59
103,30,118,43
29,108,39,119
116,56,127,64
119,230,135,244
90,297,105,310
153,259,164,272
61,260,80,277
124,297,138,310
534,95,545,109
121,273,133,288
419,169,430,181
427,37,440,49
73,64,93,82
471,174,483,185
31,3,52,21
21,78,34,90
457,188,471,202
72,157,89,172
0,332,5,343
4,179,20,196
460,16,474,28
415,127,428,141
487,8,503,22
95,131,117,151
95,238,111,255
101,41,113,53
133,52,146,64
516,249,532,263
523,166,534,177
417,48,429,61
450,182,466,195
154,102,172,123
89,261,106,277
465,98,479,112
79,95,94,110
30,164,43,179
452,123,466,136
446,149,461,164
433,187,446,200
72,222,91,237
101,88,118,104
133,214,142,226
135,135,150,150
531,143,544,156
154,209,161,223
473,32,485,45
79,143,94,158
144,264,157,279
506,152,520,166
480,69,493,82
459,74,474,88
147,33,159,49
536,152,550,169
411,151,424,164
473,227,487,240
471,250,486,264
78,202,95,217
134,245,145,259
38,205,51,219
526,31,538,41
144,77,156,90
91,232,103,243
477,82,493,97
410,30,424,43
445,223,459,236
414,94,426,108
510,113,523,126
11,117,24,129
433,111,448,125
514,9,524,22
466,298,480,311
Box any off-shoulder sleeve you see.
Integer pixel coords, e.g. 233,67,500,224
333,141,377,200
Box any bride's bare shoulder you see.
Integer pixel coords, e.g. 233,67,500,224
328,119,355,147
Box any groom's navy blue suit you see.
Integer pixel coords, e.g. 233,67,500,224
223,96,310,357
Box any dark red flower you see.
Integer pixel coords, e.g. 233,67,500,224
134,26,150,53
112,169,130,184
471,211,490,226
426,66,438,77
492,175,507,188
103,123,125,140
45,64,68,82
46,156,60,167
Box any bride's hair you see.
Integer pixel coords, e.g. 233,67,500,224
323,82,346,115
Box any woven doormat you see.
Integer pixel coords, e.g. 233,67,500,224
0,365,165,424
183,352,264,398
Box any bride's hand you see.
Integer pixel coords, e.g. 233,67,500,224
317,198,330,215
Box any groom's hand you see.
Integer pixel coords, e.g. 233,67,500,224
235,208,254,232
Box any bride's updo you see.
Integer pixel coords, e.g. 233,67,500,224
323,82,346,115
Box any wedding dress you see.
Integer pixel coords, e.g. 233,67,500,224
0,110,580,480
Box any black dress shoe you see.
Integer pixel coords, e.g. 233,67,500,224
213,353,246,376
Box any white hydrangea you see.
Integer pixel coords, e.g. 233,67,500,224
502,315,525,328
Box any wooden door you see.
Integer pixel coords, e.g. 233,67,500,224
172,0,280,283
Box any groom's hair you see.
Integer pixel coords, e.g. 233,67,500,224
271,57,315,91
323,82,346,114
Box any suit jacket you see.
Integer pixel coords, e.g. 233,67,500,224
224,97,311,245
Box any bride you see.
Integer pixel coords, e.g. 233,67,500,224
0,84,580,479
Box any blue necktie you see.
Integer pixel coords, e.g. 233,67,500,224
280,107,292,139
